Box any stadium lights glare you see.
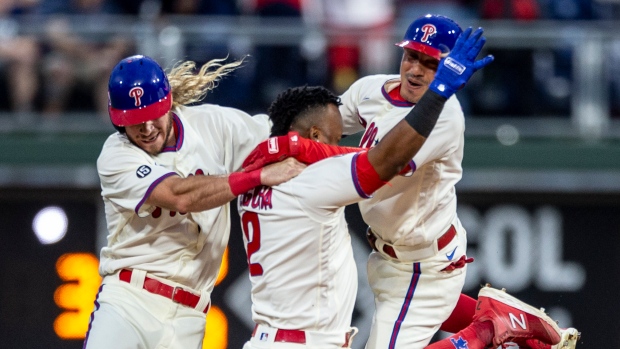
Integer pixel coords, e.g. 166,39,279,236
33,206,68,244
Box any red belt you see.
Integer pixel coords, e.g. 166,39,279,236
251,325,354,347
119,269,209,313
252,325,306,343
366,225,457,260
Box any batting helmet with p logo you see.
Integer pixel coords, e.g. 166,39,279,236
396,14,463,61
108,55,172,127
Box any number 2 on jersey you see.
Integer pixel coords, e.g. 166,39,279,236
241,211,264,276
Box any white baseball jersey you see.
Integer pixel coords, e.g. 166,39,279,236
97,104,270,292
237,153,367,334
340,74,464,248
340,74,469,349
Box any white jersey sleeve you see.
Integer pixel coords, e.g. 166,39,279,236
97,134,177,217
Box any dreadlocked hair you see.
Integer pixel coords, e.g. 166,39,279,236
269,85,342,136
167,56,246,107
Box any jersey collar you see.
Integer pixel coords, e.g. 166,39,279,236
161,112,184,152
382,81,415,107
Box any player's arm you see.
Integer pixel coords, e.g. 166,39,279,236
242,132,362,171
243,131,417,176
146,158,305,212
293,138,414,175
361,27,494,193
366,90,441,181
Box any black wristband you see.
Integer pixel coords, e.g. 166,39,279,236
404,90,448,137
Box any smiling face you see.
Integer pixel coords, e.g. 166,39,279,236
124,112,175,156
399,48,440,104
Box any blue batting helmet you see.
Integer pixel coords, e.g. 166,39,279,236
108,55,172,127
396,14,462,61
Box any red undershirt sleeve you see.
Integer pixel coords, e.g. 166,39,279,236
294,137,362,164
353,151,387,197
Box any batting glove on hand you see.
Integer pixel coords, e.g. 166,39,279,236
429,27,494,99
242,132,300,172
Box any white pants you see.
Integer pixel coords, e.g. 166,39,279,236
365,226,468,349
83,277,207,349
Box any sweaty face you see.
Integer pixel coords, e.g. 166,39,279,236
314,104,343,145
399,48,439,104
125,112,175,156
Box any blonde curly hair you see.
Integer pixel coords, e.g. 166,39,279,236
167,56,246,107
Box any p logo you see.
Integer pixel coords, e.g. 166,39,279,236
129,87,144,106
420,24,436,42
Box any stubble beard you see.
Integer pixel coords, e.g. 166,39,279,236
158,118,174,154
127,115,174,156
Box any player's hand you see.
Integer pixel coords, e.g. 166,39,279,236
260,157,306,187
429,27,494,99
242,132,301,172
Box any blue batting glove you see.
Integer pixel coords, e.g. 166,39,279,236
429,27,494,99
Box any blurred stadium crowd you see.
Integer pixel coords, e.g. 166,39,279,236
2,0,620,121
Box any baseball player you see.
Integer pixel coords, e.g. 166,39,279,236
83,55,304,349
334,13,579,349
238,29,567,349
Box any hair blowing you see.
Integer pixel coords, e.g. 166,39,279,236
167,57,245,107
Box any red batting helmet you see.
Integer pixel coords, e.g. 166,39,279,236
108,55,172,127
396,14,463,61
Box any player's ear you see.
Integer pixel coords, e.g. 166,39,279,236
310,127,321,142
